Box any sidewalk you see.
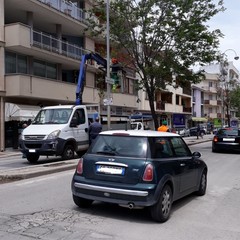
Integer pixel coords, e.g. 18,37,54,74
0,134,213,183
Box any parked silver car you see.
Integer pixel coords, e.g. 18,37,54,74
177,128,190,137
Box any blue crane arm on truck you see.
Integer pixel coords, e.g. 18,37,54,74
76,53,107,105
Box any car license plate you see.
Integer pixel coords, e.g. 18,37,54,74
223,138,234,142
96,165,125,175
29,149,36,153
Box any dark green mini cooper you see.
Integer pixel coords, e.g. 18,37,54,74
71,130,207,222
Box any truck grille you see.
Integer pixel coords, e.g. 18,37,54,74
24,135,46,141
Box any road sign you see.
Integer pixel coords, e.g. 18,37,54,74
105,77,114,84
103,98,113,106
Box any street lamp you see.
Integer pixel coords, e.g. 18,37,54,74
220,49,239,127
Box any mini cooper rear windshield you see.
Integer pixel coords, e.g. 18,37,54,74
89,135,148,158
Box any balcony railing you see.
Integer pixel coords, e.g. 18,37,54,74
32,30,89,60
37,0,89,24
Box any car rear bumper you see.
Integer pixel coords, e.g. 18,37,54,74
212,142,240,151
71,178,158,207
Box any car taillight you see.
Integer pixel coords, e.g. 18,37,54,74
76,158,83,175
213,136,218,142
143,164,153,181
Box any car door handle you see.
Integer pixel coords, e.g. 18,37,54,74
180,163,186,167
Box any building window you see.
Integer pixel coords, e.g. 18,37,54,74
176,95,180,105
18,55,28,74
129,79,134,94
5,52,28,74
5,52,16,73
46,63,57,79
33,59,57,79
34,60,46,77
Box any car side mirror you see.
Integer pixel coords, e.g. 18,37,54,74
192,151,201,159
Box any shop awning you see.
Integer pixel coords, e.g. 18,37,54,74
191,117,208,122
130,114,152,120
5,103,41,121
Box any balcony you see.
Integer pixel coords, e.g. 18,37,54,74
37,0,89,24
32,30,88,60
183,107,192,113
5,23,90,68
209,113,218,119
156,101,165,111
204,100,218,106
5,74,138,108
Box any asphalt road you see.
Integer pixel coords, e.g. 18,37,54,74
0,140,239,240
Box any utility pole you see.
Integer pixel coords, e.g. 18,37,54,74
106,0,111,130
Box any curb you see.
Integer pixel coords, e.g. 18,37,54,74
0,159,78,184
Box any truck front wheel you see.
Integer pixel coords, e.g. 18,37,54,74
62,145,75,160
27,153,40,163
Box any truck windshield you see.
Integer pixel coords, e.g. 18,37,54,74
32,109,73,124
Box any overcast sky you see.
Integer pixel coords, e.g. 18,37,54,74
208,0,240,70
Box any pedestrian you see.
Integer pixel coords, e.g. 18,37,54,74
157,120,170,132
21,122,28,158
89,117,102,144
196,124,203,139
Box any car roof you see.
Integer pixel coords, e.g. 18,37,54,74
99,130,180,137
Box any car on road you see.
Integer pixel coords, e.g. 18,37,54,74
177,128,190,137
71,130,208,223
212,127,240,153
189,126,206,136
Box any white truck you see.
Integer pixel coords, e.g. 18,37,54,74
130,121,144,130
19,105,96,163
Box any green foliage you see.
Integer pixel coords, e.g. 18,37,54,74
86,0,225,129
230,86,240,117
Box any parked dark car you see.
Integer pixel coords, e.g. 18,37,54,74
71,130,208,223
189,126,206,136
212,127,240,153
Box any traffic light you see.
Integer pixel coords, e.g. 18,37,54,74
111,58,122,91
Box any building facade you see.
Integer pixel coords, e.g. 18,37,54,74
192,62,240,128
0,0,194,150
0,0,140,150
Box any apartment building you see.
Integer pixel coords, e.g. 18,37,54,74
192,62,240,127
137,83,192,130
0,0,140,150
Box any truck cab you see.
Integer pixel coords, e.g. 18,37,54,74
19,105,90,163
130,122,144,130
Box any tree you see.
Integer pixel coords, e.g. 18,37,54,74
230,86,240,118
87,0,225,130
218,59,239,127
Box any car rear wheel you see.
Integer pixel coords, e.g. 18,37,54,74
196,170,207,196
62,145,75,160
73,195,93,208
150,184,172,222
27,153,39,163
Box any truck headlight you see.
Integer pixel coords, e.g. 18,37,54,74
47,130,61,140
